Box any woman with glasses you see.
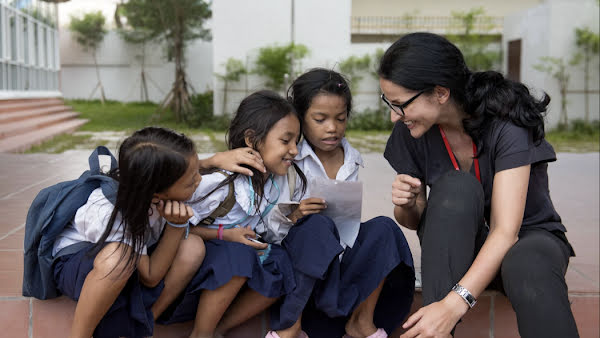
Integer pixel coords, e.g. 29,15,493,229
379,32,578,338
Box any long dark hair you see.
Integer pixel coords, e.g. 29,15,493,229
197,90,307,214
287,68,353,120
378,32,549,149
93,126,197,273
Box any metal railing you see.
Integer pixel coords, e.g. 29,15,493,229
0,1,59,91
351,16,503,35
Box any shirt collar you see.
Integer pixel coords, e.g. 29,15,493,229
296,138,364,169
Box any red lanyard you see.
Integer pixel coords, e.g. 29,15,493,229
438,125,481,183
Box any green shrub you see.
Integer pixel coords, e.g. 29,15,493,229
348,109,394,131
188,91,230,130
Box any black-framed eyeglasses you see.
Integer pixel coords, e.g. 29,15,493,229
380,90,426,117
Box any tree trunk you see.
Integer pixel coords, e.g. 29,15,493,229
222,79,228,116
584,52,590,123
140,43,149,102
560,85,569,126
170,33,191,122
92,51,106,105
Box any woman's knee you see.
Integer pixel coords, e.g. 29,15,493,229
501,233,569,300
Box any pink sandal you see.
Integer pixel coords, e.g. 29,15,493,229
343,328,388,338
265,330,309,338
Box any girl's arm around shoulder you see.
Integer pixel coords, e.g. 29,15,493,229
137,200,193,287
199,148,266,176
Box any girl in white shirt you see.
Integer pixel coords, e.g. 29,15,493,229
172,91,305,338
267,69,415,338
52,127,206,338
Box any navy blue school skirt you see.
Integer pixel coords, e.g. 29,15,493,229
158,239,296,324
53,243,162,338
271,215,415,337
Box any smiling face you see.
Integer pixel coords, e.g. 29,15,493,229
255,113,301,176
303,94,348,153
155,154,202,202
379,78,444,139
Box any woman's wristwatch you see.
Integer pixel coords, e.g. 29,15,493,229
452,283,477,308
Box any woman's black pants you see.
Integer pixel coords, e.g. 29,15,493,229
418,170,579,338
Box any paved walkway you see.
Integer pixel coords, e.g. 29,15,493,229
0,151,598,337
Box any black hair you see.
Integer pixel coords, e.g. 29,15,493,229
287,68,353,121
196,90,307,215
92,126,197,275
378,32,549,149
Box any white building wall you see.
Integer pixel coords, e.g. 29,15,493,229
60,29,213,103
212,0,353,116
503,0,599,127
352,0,544,17
212,0,291,115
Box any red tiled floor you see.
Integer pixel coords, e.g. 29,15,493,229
0,250,23,271
455,295,492,337
0,271,24,297
566,266,600,294
0,299,29,337
492,294,520,338
571,295,600,338
0,232,24,250
32,296,76,338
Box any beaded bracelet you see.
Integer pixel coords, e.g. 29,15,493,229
166,220,190,239
217,224,224,240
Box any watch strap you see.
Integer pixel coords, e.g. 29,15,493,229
452,283,477,308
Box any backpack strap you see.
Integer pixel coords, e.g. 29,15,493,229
200,171,236,225
88,146,118,204
89,146,117,175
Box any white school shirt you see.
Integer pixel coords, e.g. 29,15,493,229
264,138,364,248
187,171,287,236
52,188,165,257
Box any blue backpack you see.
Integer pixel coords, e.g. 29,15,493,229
22,146,118,299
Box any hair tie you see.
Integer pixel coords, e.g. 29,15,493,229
337,82,344,88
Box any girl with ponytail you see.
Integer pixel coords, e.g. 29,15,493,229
378,32,578,338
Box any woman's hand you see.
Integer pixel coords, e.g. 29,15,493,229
288,198,327,223
223,226,268,250
400,292,468,338
156,200,194,225
392,174,422,209
202,148,266,176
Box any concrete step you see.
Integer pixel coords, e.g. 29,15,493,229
0,118,89,153
0,98,65,113
0,105,72,124
0,111,81,140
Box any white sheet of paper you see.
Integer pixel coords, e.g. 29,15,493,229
308,177,363,248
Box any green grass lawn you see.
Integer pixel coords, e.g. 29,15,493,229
28,100,599,154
